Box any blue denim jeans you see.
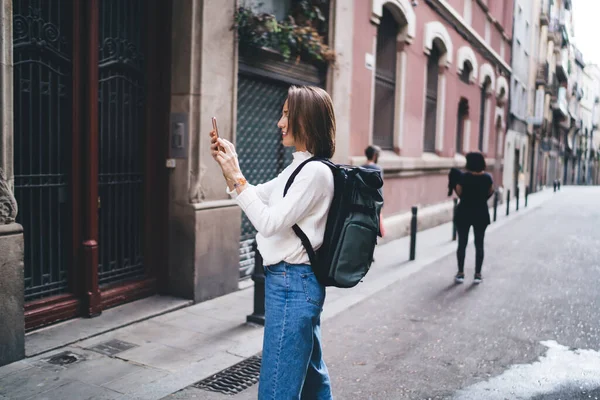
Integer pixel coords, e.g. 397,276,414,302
258,262,333,400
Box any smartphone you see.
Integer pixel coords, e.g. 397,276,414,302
212,117,219,139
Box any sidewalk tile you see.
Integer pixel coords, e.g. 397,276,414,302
55,356,145,387
156,310,242,335
0,360,33,379
102,366,169,395
31,380,124,400
127,352,244,400
0,366,71,400
115,342,201,373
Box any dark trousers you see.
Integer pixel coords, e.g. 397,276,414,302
456,222,487,274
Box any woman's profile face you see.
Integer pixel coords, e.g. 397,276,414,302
278,100,296,148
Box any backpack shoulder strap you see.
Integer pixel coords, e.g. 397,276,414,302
283,157,329,197
283,157,333,271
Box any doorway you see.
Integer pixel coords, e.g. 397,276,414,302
13,0,171,330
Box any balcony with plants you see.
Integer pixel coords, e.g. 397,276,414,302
233,0,335,68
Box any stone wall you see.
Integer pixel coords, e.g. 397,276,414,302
0,223,24,367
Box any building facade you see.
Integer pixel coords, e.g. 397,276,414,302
0,0,518,356
0,0,357,333
349,0,512,222
505,0,537,197
531,0,572,190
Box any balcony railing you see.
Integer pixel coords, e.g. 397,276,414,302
553,86,568,117
555,48,569,82
548,18,562,44
536,62,550,86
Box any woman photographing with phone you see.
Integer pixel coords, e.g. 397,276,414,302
210,86,336,399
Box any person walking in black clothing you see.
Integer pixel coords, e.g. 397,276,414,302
453,152,494,284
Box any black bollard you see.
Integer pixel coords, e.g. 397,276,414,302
493,191,498,222
452,198,458,241
409,206,417,261
247,241,265,326
558,180,561,191
525,186,529,207
516,187,520,211
506,189,511,216
553,180,557,192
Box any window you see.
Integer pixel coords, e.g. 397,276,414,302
456,98,469,153
464,0,473,25
424,45,441,153
479,77,491,151
460,61,473,84
372,7,398,150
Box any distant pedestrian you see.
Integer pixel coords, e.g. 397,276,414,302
362,145,382,173
210,85,335,399
362,145,385,237
453,152,494,284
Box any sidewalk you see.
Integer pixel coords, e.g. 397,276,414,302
0,188,559,400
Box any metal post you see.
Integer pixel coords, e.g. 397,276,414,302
516,187,520,211
525,186,529,207
452,198,458,241
493,191,498,222
247,241,265,325
409,206,417,261
506,189,511,216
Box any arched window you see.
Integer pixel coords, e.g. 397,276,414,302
424,43,441,152
460,61,473,84
478,76,491,151
373,7,398,150
456,98,469,153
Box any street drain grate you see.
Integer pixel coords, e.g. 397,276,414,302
87,339,138,356
194,355,262,395
46,351,82,366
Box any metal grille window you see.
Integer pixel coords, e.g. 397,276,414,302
373,7,398,151
424,46,441,153
479,78,491,151
13,0,72,301
236,76,293,279
97,0,147,286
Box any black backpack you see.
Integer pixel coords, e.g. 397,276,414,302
283,158,384,288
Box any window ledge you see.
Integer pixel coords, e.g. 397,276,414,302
350,151,495,175
351,151,465,172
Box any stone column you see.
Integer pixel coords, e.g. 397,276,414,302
328,0,353,164
0,0,24,367
0,222,24,367
168,0,240,303
1,0,13,189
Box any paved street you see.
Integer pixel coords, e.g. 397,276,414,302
172,187,600,400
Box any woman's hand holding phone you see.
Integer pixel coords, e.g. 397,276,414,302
210,117,245,191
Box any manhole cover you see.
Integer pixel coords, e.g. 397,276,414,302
194,355,262,395
87,339,138,356
46,351,82,366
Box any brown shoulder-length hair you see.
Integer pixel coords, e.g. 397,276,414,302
287,86,336,158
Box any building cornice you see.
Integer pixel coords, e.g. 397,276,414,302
426,0,511,75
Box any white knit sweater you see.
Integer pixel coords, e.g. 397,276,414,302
228,151,334,266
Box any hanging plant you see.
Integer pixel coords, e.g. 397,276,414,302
233,2,335,66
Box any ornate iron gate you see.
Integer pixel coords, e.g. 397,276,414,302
236,76,293,279
97,0,147,286
13,0,73,301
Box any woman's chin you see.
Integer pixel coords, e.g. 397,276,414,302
282,137,295,147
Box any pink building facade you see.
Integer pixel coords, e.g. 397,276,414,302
349,0,513,218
